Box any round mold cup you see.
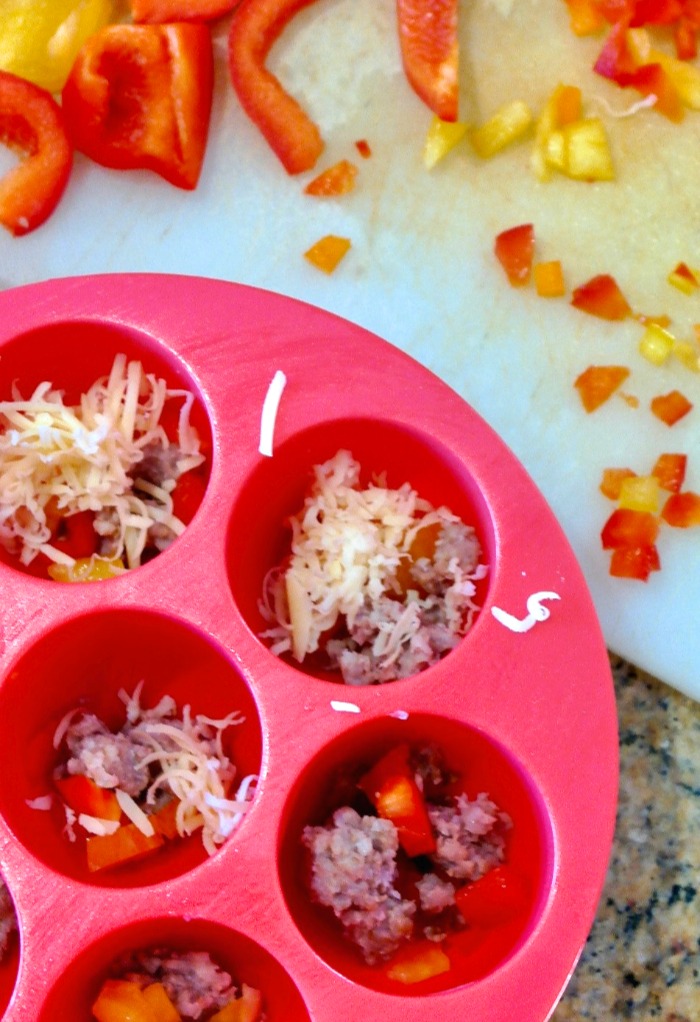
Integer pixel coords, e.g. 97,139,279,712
0,875,19,1018
38,916,311,1022
278,713,553,996
0,319,213,580
226,418,494,682
0,609,262,887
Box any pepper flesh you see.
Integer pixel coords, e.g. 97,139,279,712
228,0,324,174
61,23,213,190
0,70,73,236
396,0,459,121
494,224,535,287
650,389,693,426
574,364,630,412
131,0,236,21
571,274,631,319
359,744,437,857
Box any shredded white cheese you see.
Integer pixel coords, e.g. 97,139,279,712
490,591,561,633
330,700,361,714
258,369,287,457
0,353,204,570
25,794,53,811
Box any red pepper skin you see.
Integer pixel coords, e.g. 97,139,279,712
571,274,631,320
131,0,236,21
62,24,213,190
661,491,700,527
651,453,687,493
608,543,660,580
0,71,72,237
228,0,324,174
55,775,122,821
454,866,528,927
601,508,660,549
494,224,535,287
51,510,98,560
396,0,459,121
359,745,437,857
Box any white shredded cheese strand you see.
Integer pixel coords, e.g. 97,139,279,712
25,795,53,811
258,370,287,457
490,591,561,633
77,813,122,837
115,788,156,838
330,700,361,713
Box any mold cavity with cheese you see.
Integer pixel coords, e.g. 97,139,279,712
38,917,311,1022
0,609,262,888
278,713,553,994
0,320,212,581
227,419,493,684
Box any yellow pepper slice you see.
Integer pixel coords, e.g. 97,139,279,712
0,0,114,94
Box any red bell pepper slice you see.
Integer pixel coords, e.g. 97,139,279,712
571,274,632,319
0,70,72,236
228,0,324,174
51,510,99,559
574,365,630,413
131,0,236,21
651,453,687,493
608,543,660,580
55,774,122,821
396,0,459,122
62,23,213,190
172,469,208,524
601,507,660,548
494,224,535,287
455,865,528,927
650,389,693,426
359,745,437,857
661,490,700,527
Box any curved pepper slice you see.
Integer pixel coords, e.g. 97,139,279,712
396,0,459,121
0,70,72,236
61,23,213,190
228,0,324,174
131,0,236,21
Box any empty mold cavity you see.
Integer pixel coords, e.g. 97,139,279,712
279,713,553,995
0,610,262,887
0,319,213,580
38,916,311,1022
0,874,19,1018
227,419,493,684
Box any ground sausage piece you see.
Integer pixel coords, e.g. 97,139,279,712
428,793,509,881
123,949,237,1019
63,714,151,796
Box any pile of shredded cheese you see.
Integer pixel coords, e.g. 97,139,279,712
0,353,203,570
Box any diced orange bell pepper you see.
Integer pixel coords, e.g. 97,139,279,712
571,274,631,319
494,224,535,287
396,0,459,121
661,491,700,527
131,0,236,21
359,745,436,857
574,365,630,412
304,159,358,196
55,774,122,821
86,821,164,872
563,0,606,35
0,70,72,236
62,23,213,190
650,389,693,426
651,453,687,493
142,982,180,1022
92,979,159,1022
608,543,660,581
228,0,324,174
385,941,451,984
455,865,528,927
601,507,660,549
210,986,264,1022
534,260,566,297
304,235,351,273
150,798,180,839
600,467,637,500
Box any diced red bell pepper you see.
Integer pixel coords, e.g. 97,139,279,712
624,63,684,121
51,510,98,559
661,490,700,527
675,18,698,60
0,70,73,236
228,0,324,174
355,139,372,159
593,19,638,82
131,0,236,21
650,389,693,426
608,543,660,580
494,224,535,287
571,274,632,319
304,159,358,196
396,0,459,121
600,467,637,500
359,745,436,857
574,364,630,412
601,507,660,548
172,470,207,524
62,23,213,190
455,865,528,927
651,453,687,493
629,0,684,26
55,774,121,821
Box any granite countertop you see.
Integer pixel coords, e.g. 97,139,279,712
552,656,699,1021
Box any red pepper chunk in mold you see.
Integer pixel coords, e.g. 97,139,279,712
358,745,437,858
61,23,213,190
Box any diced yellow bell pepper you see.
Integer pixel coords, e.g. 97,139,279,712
385,944,451,985
673,340,700,373
534,260,566,298
47,555,125,582
423,116,469,169
546,118,614,181
0,0,114,94
618,475,660,514
639,323,675,366
531,84,582,180
471,100,533,159
626,26,700,110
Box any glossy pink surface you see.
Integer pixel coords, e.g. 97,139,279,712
0,274,618,1022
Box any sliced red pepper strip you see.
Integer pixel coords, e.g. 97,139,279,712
494,224,535,287
651,453,687,493
571,274,632,319
396,0,459,121
608,543,660,580
0,70,72,236
601,507,659,548
454,865,528,927
62,23,213,190
574,365,630,412
661,490,700,527
55,774,122,821
131,0,236,21
359,745,437,857
228,0,324,174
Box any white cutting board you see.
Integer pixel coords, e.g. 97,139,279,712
2,0,699,699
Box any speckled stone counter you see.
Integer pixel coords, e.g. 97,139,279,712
552,657,699,1021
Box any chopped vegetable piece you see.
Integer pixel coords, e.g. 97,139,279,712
534,260,566,297
618,474,659,512
650,389,693,426
563,0,606,35
639,322,675,365
673,340,700,373
141,982,180,1021
545,118,615,180
661,491,700,527
304,159,358,196
47,556,125,582
54,775,121,821
600,467,637,500
574,365,630,412
531,82,584,180
608,543,660,580
62,23,213,189
0,70,72,236
228,0,324,174
668,261,699,294
396,0,459,121
359,745,436,857
423,116,468,169
471,100,533,158
386,943,451,984
131,0,237,21
92,979,157,1022
210,985,264,1021
651,452,687,493
571,274,631,319
304,234,351,273
355,139,372,158
494,223,535,287
86,820,165,872
601,507,660,549
454,865,528,926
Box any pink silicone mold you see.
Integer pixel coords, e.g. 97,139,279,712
0,274,618,1022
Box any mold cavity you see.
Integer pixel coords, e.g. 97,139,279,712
0,610,262,888
0,320,213,581
227,419,493,684
38,917,311,1022
278,713,552,995
0,874,19,1017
